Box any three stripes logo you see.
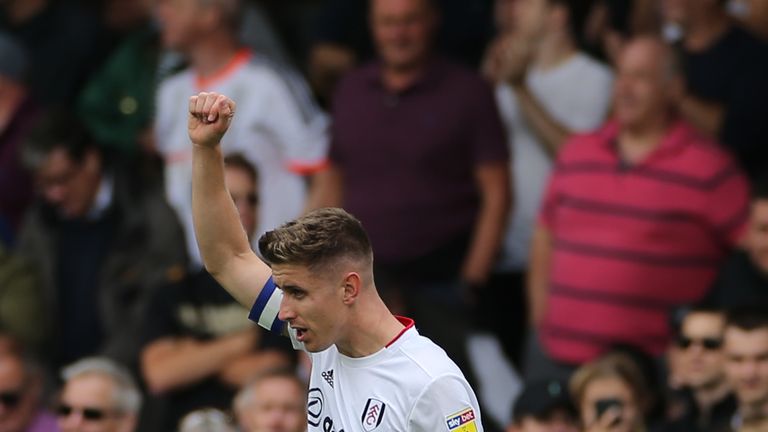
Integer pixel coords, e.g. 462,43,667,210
321,369,334,388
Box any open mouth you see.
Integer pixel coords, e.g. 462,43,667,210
294,327,307,341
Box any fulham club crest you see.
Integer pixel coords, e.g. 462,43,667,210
361,398,386,431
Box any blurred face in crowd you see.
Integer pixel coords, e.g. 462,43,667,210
724,326,768,408
676,312,727,390
510,0,554,41
239,376,305,432
747,198,768,275
36,148,101,219
0,355,38,432
156,0,219,52
579,377,642,432
371,0,437,71
509,409,579,432
57,374,135,432
613,38,681,132
224,164,258,239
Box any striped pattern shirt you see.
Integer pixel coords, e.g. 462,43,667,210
538,120,749,364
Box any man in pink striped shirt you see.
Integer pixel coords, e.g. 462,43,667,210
525,36,750,381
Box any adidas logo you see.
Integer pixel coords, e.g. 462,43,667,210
321,369,334,388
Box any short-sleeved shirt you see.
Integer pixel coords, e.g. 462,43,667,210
249,279,484,432
155,49,329,266
329,58,508,264
141,271,292,428
538,120,750,364
495,52,614,271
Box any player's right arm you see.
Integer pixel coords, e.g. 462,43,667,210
189,92,272,308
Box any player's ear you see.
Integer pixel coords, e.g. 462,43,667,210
341,272,361,305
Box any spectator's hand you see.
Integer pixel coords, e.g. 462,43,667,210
584,407,626,432
497,34,534,87
188,92,236,149
481,36,508,83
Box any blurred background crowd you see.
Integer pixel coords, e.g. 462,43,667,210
1,0,768,431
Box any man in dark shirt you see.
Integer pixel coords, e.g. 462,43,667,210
321,0,510,379
665,306,736,432
661,0,768,180
16,110,187,372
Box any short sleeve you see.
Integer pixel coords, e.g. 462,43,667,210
261,68,330,175
469,80,509,165
561,65,614,132
408,375,483,432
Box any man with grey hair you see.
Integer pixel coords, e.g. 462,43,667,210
233,369,306,432
56,357,141,432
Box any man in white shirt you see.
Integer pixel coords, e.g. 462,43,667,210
154,0,330,266
479,0,613,368
189,91,484,432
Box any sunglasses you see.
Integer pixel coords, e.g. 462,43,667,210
676,336,723,350
0,390,22,408
56,404,109,421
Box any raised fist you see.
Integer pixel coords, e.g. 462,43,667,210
188,92,236,148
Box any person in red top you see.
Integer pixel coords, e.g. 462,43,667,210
525,36,750,382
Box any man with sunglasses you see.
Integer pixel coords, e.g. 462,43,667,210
56,357,140,432
0,336,56,432
665,306,735,432
723,308,768,431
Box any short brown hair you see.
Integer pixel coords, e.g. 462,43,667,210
569,352,654,415
258,208,373,271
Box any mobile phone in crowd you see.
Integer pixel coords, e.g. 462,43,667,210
595,398,624,426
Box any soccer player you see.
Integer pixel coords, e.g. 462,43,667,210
189,91,483,432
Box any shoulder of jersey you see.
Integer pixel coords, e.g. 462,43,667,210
395,333,465,379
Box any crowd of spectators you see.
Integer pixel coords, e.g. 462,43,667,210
1,0,767,431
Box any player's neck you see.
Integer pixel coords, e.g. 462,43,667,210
336,294,406,358
190,34,241,79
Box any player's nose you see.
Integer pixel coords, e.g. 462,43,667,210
277,297,296,322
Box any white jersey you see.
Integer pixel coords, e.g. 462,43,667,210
249,279,484,432
155,49,329,266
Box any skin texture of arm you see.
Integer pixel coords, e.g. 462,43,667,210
512,83,572,158
189,92,272,308
461,162,511,286
527,224,552,326
140,329,257,394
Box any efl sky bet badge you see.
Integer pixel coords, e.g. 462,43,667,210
445,407,478,432
361,398,386,431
